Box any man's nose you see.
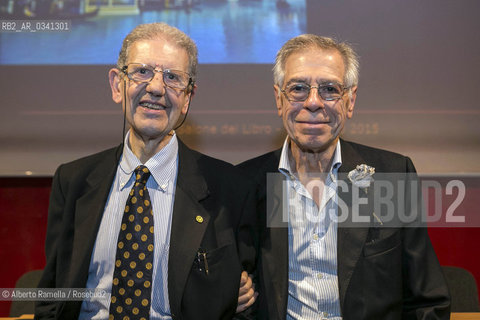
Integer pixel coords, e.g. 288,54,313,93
145,72,166,96
303,87,325,111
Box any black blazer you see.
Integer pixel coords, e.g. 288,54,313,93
35,140,257,320
237,139,450,320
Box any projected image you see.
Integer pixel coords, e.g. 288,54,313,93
0,0,305,64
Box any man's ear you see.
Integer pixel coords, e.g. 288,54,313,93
181,83,196,115
273,85,283,117
109,68,123,104
346,86,358,119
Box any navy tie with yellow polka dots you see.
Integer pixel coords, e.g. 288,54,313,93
109,165,154,320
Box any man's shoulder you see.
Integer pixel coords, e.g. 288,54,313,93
179,141,250,186
341,139,415,172
342,139,406,158
236,149,282,180
55,145,121,177
180,142,236,172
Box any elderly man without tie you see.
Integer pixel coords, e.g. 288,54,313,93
238,34,451,320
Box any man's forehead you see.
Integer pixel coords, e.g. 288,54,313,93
126,38,188,67
289,46,339,59
283,48,345,82
128,38,179,56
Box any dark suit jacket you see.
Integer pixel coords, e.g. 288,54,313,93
237,139,451,320
35,140,256,320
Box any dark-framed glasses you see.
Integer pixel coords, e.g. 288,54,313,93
121,63,192,90
281,82,349,102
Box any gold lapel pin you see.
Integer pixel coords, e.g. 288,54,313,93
195,215,204,223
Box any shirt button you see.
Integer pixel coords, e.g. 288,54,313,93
317,273,323,279
313,233,319,241
161,184,168,189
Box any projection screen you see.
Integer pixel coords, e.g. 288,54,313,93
0,0,479,176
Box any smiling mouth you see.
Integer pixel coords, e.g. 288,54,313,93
139,102,165,111
297,120,329,124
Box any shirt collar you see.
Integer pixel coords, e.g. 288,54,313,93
118,131,179,191
278,137,343,180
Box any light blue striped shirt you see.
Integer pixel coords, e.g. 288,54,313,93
279,138,343,320
79,131,178,320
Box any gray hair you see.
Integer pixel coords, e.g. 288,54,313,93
273,34,359,89
117,22,198,81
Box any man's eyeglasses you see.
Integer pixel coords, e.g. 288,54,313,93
121,63,192,90
281,82,349,102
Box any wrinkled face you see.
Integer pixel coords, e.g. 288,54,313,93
109,38,193,145
274,48,357,153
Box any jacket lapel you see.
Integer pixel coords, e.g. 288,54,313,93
337,140,370,310
168,141,210,318
68,145,123,288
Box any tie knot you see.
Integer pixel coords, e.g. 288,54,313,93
134,165,151,184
